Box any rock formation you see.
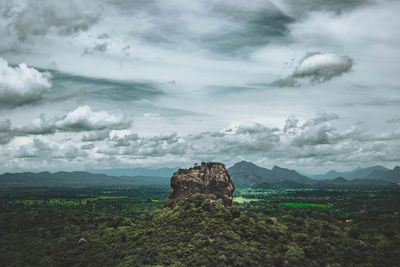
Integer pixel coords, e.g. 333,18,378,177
165,162,235,207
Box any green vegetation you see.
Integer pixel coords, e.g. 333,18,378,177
0,185,399,266
279,202,330,208
233,196,261,203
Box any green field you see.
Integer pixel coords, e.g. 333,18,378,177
233,196,261,203
279,202,330,208
10,195,130,206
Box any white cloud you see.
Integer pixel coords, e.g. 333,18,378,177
19,114,55,135
55,105,130,131
0,58,51,107
1,112,400,173
273,52,353,87
0,106,130,145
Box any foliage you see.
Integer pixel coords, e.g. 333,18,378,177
0,185,399,266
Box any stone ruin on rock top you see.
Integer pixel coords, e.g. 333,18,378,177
164,162,235,208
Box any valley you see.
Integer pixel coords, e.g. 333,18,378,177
1,183,399,266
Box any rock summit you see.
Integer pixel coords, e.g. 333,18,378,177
165,162,235,207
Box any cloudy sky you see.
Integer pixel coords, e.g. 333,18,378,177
0,0,399,174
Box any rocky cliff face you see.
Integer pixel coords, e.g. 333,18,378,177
165,162,235,207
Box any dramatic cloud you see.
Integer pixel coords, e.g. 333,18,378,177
55,105,130,132
273,52,353,87
1,112,400,173
0,58,51,107
0,119,13,144
0,0,101,41
0,1,399,173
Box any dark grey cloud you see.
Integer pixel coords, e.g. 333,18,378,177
0,119,13,144
0,0,398,173
387,115,400,123
16,137,87,160
287,112,363,147
93,42,108,52
301,112,340,128
283,116,299,135
50,70,164,102
81,143,95,150
105,0,294,56
278,0,371,16
106,0,368,57
110,133,140,147
273,52,353,87
0,0,101,41
292,125,349,147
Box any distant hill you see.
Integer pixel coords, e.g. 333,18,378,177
0,171,170,188
228,161,313,188
89,167,178,177
1,164,398,189
365,166,400,183
310,166,389,180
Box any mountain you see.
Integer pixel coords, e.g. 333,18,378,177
165,162,234,207
0,171,170,188
365,166,400,183
89,167,178,177
331,177,348,183
310,166,389,180
228,161,313,188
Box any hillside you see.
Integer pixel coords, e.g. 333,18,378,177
311,166,389,180
228,161,313,188
90,167,177,177
0,172,170,188
365,166,400,183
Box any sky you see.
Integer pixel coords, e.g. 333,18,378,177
0,0,399,174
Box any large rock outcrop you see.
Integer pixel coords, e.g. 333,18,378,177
165,162,235,207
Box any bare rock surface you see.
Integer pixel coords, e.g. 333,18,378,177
165,162,235,207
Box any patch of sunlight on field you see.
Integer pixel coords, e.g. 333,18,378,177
233,196,261,203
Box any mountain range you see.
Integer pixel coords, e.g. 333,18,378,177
0,171,170,188
89,167,178,178
227,161,400,188
0,161,399,188
227,161,313,188
310,166,390,180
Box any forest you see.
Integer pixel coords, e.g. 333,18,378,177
0,185,399,266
